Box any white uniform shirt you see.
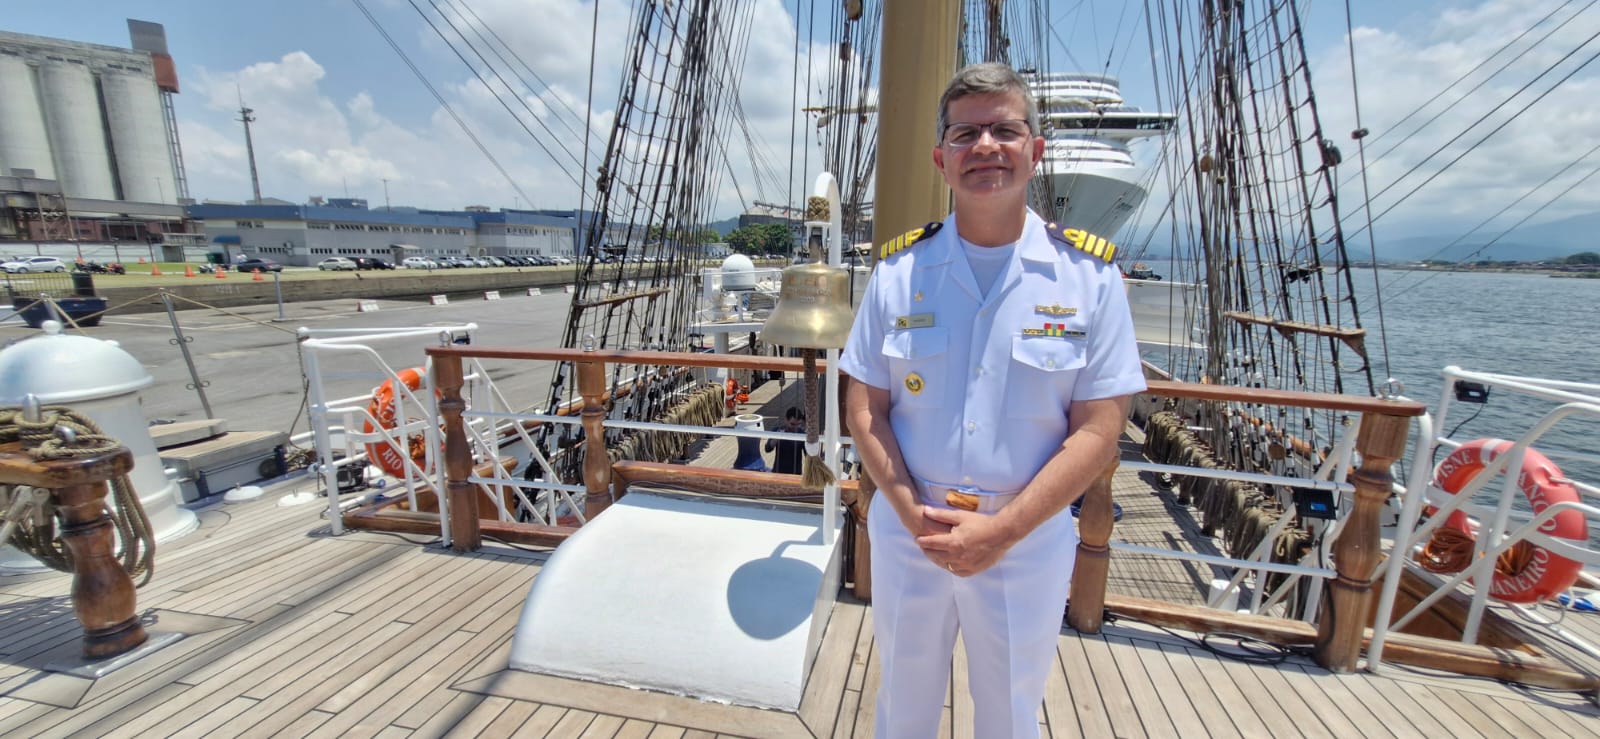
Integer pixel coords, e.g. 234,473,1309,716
840,210,1147,494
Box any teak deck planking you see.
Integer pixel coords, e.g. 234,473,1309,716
3,378,1599,737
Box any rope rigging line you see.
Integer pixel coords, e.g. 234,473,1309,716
440,0,607,153
1353,30,1600,238
1363,0,1590,156
538,0,757,479
1385,155,1600,296
1131,0,1369,472
416,0,591,179
349,0,539,207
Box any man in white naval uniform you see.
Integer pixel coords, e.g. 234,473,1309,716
840,62,1146,739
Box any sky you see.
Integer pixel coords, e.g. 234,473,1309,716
4,0,1597,243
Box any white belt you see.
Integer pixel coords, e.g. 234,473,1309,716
917,480,1021,514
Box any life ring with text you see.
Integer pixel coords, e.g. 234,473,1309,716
1428,438,1587,604
363,367,439,478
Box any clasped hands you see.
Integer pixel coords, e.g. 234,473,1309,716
907,504,1013,577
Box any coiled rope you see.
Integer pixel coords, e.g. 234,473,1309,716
0,405,156,586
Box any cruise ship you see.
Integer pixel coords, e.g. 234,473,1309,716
1028,72,1175,238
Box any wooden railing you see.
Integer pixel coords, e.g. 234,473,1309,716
1067,381,1421,675
0,439,146,660
420,346,1596,687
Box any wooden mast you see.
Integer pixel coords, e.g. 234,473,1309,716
869,0,958,248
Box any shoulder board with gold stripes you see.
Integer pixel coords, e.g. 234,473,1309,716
877,221,943,260
1046,223,1117,263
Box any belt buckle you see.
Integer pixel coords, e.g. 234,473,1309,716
944,485,981,512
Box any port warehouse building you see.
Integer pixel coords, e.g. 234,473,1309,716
186,201,612,266
0,23,629,266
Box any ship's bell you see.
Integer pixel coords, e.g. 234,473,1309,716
760,261,854,349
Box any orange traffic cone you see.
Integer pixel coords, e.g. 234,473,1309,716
252,268,264,281
184,264,196,278
215,266,227,279
150,263,162,276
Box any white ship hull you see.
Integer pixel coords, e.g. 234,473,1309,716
1036,163,1148,238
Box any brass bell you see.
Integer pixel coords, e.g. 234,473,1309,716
761,262,854,349
761,230,854,349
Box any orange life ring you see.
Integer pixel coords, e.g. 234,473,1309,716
1431,438,1587,603
724,377,749,412
363,367,436,478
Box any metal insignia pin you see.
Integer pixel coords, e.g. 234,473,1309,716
904,372,924,394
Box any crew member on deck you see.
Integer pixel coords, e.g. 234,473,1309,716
839,62,1145,739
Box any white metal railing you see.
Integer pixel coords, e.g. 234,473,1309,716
1369,367,1600,672
1113,418,1359,618
300,324,474,538
298,327,1392,620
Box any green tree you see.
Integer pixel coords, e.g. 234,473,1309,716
1566,251,1600,265
726,223,795,255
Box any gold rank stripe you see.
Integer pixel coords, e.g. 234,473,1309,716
1049,224,1117,263
877,221,943,260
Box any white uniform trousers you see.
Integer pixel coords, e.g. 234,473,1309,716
868,490,1077,739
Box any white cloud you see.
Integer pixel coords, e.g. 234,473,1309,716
172,0,834,218
1310,0,1600,237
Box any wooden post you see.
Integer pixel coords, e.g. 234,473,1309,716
1315,411,1411,671
55,477,147,659
435,354,480,552
1067,458,1120,633
578,358,612,520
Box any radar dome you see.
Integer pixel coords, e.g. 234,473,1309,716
720,253,757,290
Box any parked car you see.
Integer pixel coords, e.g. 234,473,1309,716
318,257,358,271
401,256,437,269
353,257,394,270
234,257,283,273
2,256,68,273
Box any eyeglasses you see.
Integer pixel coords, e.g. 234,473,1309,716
940,119,1032,148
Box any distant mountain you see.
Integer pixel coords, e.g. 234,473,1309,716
708,217,740,237
1373,237,1562,263
1377,211,1600,263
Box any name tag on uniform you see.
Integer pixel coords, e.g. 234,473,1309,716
894,313,935,329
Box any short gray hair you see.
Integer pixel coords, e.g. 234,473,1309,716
935,62,1040,141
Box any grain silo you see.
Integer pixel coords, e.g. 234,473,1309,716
0,22,185,205
38,60,119,200
0,54,55,180
102,70,171,203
